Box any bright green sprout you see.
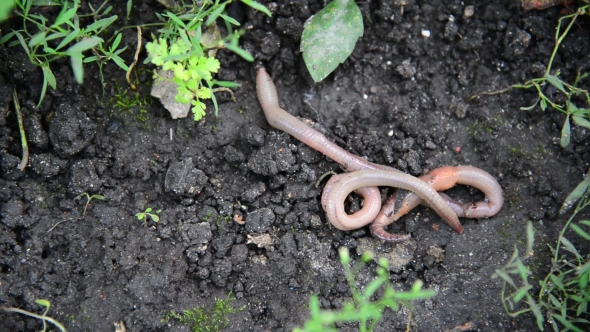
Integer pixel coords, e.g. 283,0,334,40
136,207,161,225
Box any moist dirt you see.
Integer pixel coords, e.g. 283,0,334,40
1,0,590,331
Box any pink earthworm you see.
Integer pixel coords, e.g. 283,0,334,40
255,68,503,242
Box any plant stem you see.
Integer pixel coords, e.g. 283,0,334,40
545,8,581,76
12,89,28,171
0,306,67,332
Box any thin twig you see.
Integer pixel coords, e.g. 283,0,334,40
127,26,142,90
12,89,28,171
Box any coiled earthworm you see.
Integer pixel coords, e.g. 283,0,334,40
255,68,503,243
369,166,504,242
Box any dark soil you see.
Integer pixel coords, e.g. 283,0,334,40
1,0,590,331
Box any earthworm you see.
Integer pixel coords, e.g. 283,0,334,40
369,166,503,242
256,68,503,242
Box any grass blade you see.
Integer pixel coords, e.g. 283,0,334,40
561,115,571,148
559,173,590,215
570,224,590,241
240,0,271,17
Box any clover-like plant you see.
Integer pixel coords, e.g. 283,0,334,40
146,35,221,121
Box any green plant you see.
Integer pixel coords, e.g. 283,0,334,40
472,5,590,148
0,0,131,107
136,207,161,225
300,0,363,82
295,247,436,332
109,84,152,117
161,293,244,332
144,0,270,121
0,299,67,332
74,192,105,217
492,172,590,331
0,0,16,23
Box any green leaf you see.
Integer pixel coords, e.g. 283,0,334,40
110,54,129,71
126,0,132,20
560,175,590,215
560,236,582,260
66,36,102,54
83,55,98,63
512,285,532,302
561,115,571,148
552,314,585,332
0,30,17,44
301,0,363,82
151,214,159,222
570,224,590,241
136,213,144,220
219,13,240,26
240,0,271,17
546,74,567,94
69,52,84,84
223,42,253,61
0,0,15,23
492,269,515,287
526,221,534,255
42,64,56,89
205,2,226,26
212,80,240,88
111,32,122,52
362,279,384,300
56,28,80,51
52,6,77,28
35,299,51,309
576,301,588,318
572,114,590,130
14,31,30,55
526,297,545,330
28,31,47,47
165,11,186,28
192,100,207,121
84,15,117,34
45,31,68,42
520,100,539,111
540,98,547,111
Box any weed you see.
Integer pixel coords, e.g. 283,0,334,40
295,247,436,332
136,207,161,226
74,192,105,217
108,83,152,126
144,0,270,121
492,171,590,331
1,0,131,107
472,5,590,148
161,293,244,332
300,0,363,82
1,299,67,332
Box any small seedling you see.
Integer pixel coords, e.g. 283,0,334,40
161,293,244,332
0,299,67,332
136,207,161,225
300,0,363,82
295,247,436,331
74,192,105,217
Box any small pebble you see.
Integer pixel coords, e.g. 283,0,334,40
421,29,431,38
464,5,475,18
